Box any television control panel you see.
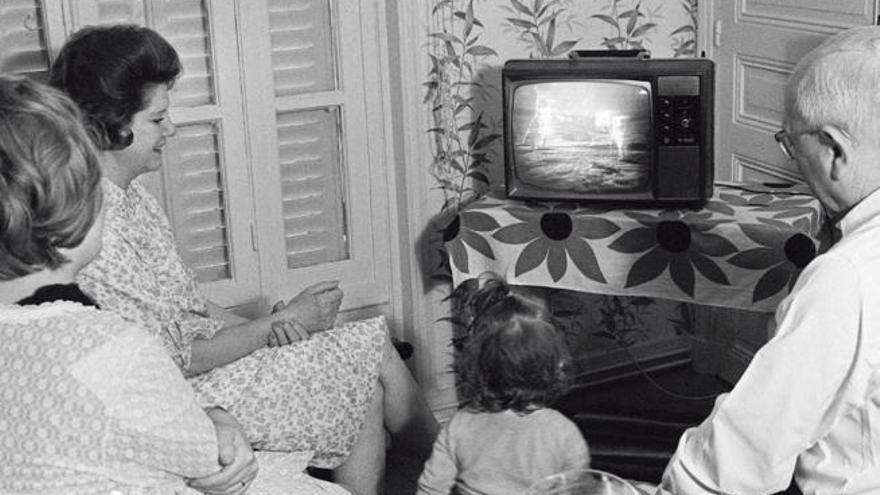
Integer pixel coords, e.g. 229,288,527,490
657,95,700,146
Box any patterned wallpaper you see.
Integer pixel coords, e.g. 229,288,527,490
426,0,698,213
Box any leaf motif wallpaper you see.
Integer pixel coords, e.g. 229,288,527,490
427,0,702,374
426,0,698,214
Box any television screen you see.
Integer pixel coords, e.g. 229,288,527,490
511,81,653,195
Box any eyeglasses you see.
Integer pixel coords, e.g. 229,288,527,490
774,129,819,160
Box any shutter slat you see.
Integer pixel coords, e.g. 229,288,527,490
267,0,335,96
0,0,50,80
276,108,348,268
164,122,231,283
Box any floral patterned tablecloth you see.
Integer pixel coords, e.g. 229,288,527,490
444,182,833,313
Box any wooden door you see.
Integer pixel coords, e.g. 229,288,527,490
711,0,877,183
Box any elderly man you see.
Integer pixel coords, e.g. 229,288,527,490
658,26,880,494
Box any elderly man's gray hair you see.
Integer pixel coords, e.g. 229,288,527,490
787,26,880,145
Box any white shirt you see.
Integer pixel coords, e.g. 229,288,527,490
660,189,880,494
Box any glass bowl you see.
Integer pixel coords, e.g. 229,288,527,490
525,468,641,495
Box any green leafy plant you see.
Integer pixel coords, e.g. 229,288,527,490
544,290,657,348
501,0,581,58
671,0,698,57
591,0,659,51
426,0,502,214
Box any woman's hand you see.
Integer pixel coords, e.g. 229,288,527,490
188,408,258,495
267,318,310,347
278,280,343,333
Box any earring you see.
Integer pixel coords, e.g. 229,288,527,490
118,128,134,148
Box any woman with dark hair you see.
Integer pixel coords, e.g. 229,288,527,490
0,74,259,493
417,273,590,495
49,24,438,495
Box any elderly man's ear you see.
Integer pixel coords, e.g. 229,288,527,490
818,125,854,181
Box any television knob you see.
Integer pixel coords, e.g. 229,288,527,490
680,117,693,129
661,124,673,134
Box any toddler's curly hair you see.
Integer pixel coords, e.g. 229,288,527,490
455,273,572,413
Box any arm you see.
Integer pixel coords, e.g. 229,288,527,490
205,301,248,326
559,419,590,472
185,280,343,376
186,316,283,376
69,321,222,481
417,422,457,495
660,256,861,493
187,407,258,495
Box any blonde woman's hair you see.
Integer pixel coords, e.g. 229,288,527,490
0,75,102,280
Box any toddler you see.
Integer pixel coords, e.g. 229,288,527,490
417,275,590,495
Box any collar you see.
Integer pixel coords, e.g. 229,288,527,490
101,177,127,202
838,187,880,236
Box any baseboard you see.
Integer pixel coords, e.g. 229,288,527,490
572,336,693,388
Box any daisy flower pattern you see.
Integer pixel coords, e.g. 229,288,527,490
442,183,828,313
727,217,818,303
492,203,620,282
608,209,737,297
443,208,502,274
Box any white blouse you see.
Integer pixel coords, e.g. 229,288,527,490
0,302,219,493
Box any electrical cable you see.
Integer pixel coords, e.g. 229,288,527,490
617,338,728,402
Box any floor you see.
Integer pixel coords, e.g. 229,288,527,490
385,449,424,494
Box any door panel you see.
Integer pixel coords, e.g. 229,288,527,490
713,0,876,182
741,0,873,30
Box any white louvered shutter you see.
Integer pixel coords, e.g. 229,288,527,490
269,0,336,97
269,0,348,269
240,0,393,309
163,122,231,283
0,0,50,80
277,108,348,268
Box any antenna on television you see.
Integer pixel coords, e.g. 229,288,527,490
568,49,651,60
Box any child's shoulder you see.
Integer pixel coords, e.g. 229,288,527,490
451,407,575,426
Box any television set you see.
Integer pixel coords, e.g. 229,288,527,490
503,52,714,205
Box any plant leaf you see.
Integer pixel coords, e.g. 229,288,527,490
546,16,556,50
510,0,534,16
550,40,578,57
630,22,657,39
531,32,550,56
473,133,502,149
462,2,474,38
432,0,453,14
626,11,638,35
591,14,618,29
467,171,490,185
466,45,498,57
429,32,461,44
671,24,695,36
507,17,536,30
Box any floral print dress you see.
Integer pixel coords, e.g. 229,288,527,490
78,179,385,468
